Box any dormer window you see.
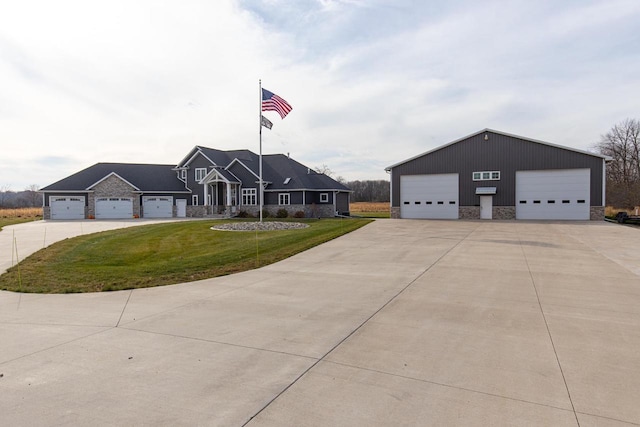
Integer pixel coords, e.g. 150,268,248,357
283,177,291,185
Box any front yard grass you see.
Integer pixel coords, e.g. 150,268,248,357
0,218,371,293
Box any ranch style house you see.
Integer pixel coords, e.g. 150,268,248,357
40,146,351,220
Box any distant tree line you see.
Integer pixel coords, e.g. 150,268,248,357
314,164,389,202
596,118,640,208
0,185,42,208
345,180,389,202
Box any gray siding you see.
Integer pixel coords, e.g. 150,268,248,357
390,131,604,207
336,192,350,213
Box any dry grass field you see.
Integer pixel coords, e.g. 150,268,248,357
0,207,42,219
350,202,388,212
605,206,640,217
0,207,42,229
350,202,389,218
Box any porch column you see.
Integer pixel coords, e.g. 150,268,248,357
204,183,209,206
226,182,232,206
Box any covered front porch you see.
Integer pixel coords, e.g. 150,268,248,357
201,168,241,216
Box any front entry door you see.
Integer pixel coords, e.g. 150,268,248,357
480,195,493,219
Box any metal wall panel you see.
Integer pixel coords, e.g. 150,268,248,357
390,131,604,207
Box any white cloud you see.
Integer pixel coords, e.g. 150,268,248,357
1,0,639,189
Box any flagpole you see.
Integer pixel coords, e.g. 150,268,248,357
259,79,263,223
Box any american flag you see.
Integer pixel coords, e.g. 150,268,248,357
262,88,292,119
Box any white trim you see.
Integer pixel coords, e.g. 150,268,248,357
178,146,217,168
278,193,290,205
242,188,257,205
320,193,329,203
473,171,500,181
227,158,261,180
195,168,207,182
385,128,611,171
192,195,199,205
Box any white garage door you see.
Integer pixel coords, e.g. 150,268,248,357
95,197,133,219
516,169,590,220
143,196,173,218
400,174,459,219
50,196,85,220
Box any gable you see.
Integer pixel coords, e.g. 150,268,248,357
88,172,139,191
386,128,609,172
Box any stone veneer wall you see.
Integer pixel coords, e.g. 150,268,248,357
43,206,51,220
590,206,605,221
238,204,336,218
390,207,400,219
458,207,479,219
493,206,516,220
186,205,212,217
88,175,140,218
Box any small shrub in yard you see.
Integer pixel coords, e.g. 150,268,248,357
293,210,305,218
276,208,288,218
261,209,271,218
236,210,250,218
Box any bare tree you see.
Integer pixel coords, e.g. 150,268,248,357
0,184,11,208
23,184,41,207
596,118,640,208
314,164,334,176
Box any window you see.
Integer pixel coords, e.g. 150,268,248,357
242,188,257,205
195,168,207,182
414,201,421,205
283,177,291,185
180,169,186,180
279,193,290,205
320,193,329,203
192,195,198,205
472,171,500,181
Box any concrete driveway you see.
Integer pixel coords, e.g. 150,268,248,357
1,219,639,426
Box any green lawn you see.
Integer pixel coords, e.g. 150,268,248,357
0,218,371,293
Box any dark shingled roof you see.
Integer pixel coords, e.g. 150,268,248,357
41,163,188,192
194,146,349,191
261,154,350,191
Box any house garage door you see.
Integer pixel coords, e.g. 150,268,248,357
95,197,133,219
142,196,173,218
400,174,459,219
50,196,85,220
516,169,590,220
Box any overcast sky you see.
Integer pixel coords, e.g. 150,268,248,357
1,0,639,190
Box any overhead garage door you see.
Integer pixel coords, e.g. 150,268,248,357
95,197,133,219
50,196,85,220
400,174,459,219
516,169,590,220
143,196,173,218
